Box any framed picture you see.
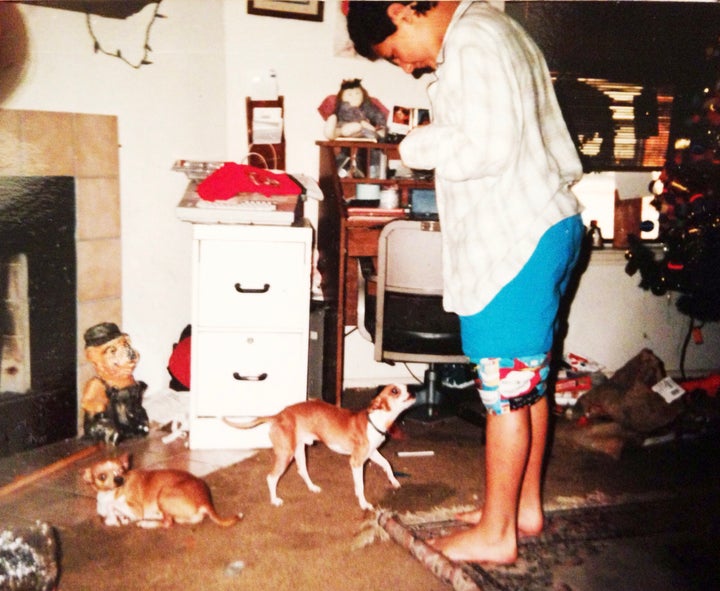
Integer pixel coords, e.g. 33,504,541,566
248,1,324,22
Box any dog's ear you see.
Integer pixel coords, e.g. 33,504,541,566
81,466,94,484
368,393,391,412
118,452,131,470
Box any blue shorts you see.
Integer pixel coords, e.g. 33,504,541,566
460,215,583,414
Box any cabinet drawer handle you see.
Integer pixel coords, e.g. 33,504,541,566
232,372,268,381
234,282,270,294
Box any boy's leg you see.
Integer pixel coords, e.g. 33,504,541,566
429,354,549,562
517,394,548,533
429,391,546,564
456,393,548,535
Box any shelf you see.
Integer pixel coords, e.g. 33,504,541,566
339,177,434,187
345,207,407,220
316,139,393,148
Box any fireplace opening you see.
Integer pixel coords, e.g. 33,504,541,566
0,176,77,457
1,253,30,393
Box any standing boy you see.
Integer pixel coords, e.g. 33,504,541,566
347,1,584,564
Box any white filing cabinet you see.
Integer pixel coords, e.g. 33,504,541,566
187,222,313,449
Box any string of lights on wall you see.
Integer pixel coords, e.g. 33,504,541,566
85,0,165,69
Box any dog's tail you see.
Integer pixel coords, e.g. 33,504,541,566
222,416,273,430
204,507,244,527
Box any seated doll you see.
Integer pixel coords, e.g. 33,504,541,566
318,78,388,140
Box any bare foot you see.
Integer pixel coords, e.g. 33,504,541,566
427,524,518,564
455,507,543,536
455,508,482,524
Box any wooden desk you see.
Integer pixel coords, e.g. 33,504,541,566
315,140,433,405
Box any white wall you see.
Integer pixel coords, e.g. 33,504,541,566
223,0,430,172
4,0,717,395
564,249,720,377
4,0,227,391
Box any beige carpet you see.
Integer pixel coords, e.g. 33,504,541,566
58,416,487,591
56,400,720,591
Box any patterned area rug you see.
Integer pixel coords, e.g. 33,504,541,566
379,493,720,591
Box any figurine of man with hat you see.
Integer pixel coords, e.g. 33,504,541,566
81,322,149,444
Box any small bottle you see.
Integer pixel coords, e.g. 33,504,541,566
588,220,604,249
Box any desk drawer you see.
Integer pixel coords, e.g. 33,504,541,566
197,239,308,329
193,330,307,416
347,227,382,257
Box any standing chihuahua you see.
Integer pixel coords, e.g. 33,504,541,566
82,453,242,528
223,383,415,510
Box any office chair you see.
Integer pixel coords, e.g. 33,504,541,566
359,219,475,421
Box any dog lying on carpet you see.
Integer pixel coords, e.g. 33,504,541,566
82,453,243,528
223,383,415,511
81,322,150,445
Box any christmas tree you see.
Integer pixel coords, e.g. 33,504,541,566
625,35,720,323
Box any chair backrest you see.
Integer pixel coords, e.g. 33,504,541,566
374,219,467,364
383,220,445,295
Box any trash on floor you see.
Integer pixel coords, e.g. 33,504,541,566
554,352,607,410
554,372,593,408
142,387,190,445
576,349,681,432
224,560,246,578
567,349,720,457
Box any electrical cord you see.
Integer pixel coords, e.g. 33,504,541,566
680,316,703,381
247,143,278,170
243,151,270,170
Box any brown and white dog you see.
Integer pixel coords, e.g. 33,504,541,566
223,383,415,510
82,453,242,528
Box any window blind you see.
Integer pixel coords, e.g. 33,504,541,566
553,77,673,171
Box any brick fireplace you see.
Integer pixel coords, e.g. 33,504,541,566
0,109,122,450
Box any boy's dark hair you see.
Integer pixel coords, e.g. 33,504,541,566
346,2,437,60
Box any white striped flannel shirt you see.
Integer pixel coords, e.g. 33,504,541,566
399,0,583,316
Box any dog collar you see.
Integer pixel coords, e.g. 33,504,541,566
367,414,387,437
